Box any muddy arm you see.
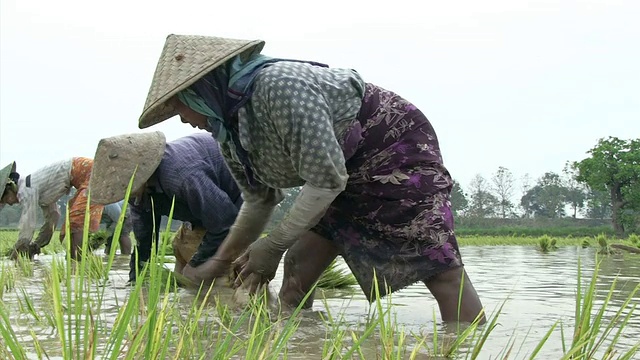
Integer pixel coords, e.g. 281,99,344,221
9,187,39,256
212,197,277,262
34,203,59,249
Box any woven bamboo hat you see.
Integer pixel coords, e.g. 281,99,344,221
138,34,265,129
1,162,17,191
89,132,166,204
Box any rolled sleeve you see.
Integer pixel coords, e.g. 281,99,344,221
15,187,39,248
34,203,60,248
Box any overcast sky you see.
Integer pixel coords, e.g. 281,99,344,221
1,0,638,196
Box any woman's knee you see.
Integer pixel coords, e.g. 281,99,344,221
279,275,315,309
424,266,465,288
279,231,338,308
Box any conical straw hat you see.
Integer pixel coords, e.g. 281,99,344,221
89,131,166,204
138,34,265,129
1,161,17,187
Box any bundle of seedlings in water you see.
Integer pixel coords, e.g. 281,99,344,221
596,233,616,255
537,235,557,252
316,259,357,289
87,229,111,251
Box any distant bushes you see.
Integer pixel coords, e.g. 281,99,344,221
453,217,616,237
454,226,615,238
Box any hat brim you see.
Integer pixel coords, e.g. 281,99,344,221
0,161,17,187
89,132,167,204
138,35,265,129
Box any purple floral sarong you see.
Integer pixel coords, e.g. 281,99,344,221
311,83,464,301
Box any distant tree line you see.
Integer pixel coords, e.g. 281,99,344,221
451,136,639,237
2,137,637,237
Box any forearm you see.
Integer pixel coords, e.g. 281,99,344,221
188,229,229,267
34,206,60,248
213,201,275,261
15,221,36,249
15,193,39,248
268,184,341,252
14,233,35,250
33,223,56,248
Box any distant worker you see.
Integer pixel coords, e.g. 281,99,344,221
1,158,107,260
89,132,244,283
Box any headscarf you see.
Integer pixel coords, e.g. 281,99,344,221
177,54,328,187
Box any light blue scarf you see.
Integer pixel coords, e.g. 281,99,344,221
177,54,276,142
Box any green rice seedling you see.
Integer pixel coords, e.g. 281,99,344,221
317,258,358,289
43,171,141,359
173,286,223,357
0,261,16,298
112,193,203,359
14,252,34,277
457,305,503,359
3,165,640,359
87,229,110,251
18,286,42,322
240,290,284,358
319,297,354,358
43,257,66,305
0,300,28,360
538,235,557,252
596,233,615,255
628,233,639,247
82,253,106,280
581,238,591,248
228,277,314,359
438,268,502,359
559,256,639,359
322,290,416,359
29,329,49,359
370,279,427,359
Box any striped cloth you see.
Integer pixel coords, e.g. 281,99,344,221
13,158,73,250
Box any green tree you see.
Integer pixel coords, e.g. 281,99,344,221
450,180,469,216
520,172,568,218
491,166,515,218
584,187,612,220
519,173,533,218
563,161,586,218
575,137,640,237
467,174,498,218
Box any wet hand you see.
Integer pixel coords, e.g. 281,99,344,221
182,257,233,285
231,236,284,289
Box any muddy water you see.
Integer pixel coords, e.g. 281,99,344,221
2,246,639,359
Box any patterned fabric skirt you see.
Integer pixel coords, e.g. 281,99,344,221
60,157,104,238
311,83,463,300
